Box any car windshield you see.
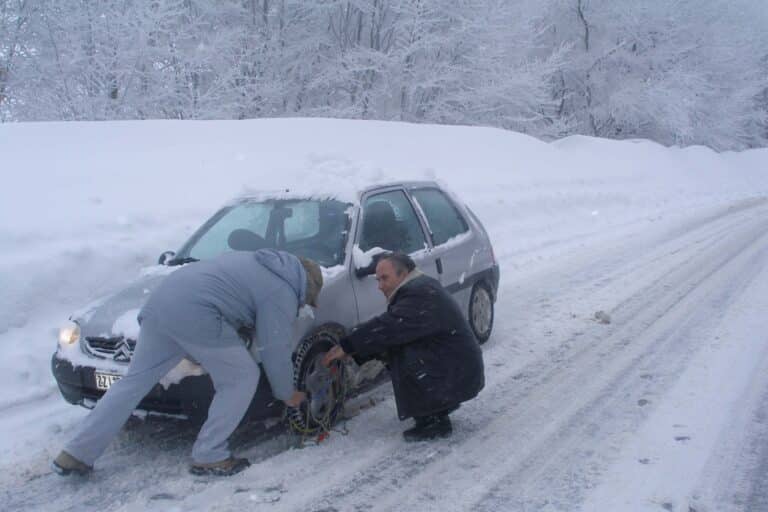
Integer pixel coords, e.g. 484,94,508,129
176,198,352,267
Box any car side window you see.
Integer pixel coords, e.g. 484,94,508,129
411,188,469,246
359,190,427,254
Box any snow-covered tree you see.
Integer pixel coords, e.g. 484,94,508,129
547,0,768,149
0,0,34,121
1,0,765,150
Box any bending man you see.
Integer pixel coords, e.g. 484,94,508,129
54,249,323,476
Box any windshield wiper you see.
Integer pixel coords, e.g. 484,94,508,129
167,256,199,266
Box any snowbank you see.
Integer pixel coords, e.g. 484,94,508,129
1,117,766,411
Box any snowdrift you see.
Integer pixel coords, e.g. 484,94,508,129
1,118,767,412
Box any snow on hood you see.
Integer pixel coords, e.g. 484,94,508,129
70,273,168,335
111,308,141,340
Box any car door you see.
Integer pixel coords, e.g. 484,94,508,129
350,187,440,323
408,186,477,312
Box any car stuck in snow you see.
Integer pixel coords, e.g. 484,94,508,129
51,181,499,432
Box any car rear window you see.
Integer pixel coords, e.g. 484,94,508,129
411,188,469,246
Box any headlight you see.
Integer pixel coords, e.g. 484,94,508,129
59,321,81,346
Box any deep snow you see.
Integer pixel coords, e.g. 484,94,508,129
2,118,768,511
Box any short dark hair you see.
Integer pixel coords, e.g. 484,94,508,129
378,252,416,275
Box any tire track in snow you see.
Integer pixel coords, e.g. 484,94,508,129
332,202,766,510
272,200,768,512
470,223,768,511
5,199,768,512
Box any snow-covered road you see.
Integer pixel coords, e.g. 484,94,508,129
6,197,768,512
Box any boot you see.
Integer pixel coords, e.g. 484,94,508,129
189,457,251,476
402,414,452,442
52,450,93,476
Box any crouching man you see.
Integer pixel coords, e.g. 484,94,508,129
324,253,484,441
53,249,323,477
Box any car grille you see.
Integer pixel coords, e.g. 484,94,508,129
84,336,136,363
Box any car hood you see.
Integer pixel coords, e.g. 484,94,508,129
71,262,354,341
71,266,177,338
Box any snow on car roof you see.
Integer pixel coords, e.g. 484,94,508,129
225,157,413,204
227,179,443,206
227,187,353,205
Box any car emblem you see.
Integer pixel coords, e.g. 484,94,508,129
113,341,132,363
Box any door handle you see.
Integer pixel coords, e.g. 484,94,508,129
436,258,443,274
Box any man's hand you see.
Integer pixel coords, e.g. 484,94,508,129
284,390,307,408
323,345,347,367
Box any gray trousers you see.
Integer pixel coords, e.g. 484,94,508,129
64,315,260,465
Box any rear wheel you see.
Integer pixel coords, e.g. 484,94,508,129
287,330,347,435
469,281,494,344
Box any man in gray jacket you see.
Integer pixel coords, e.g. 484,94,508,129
53,249,323,477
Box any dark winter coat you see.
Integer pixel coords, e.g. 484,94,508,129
339,273,485,419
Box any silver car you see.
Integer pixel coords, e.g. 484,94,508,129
52,181,499,432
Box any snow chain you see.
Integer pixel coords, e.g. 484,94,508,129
285,332,349,444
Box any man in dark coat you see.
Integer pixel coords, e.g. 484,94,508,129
323,253,484,441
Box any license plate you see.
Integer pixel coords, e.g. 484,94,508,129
95,372,121,390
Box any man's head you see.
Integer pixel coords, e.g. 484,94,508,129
375,253,416,299
299,257,323,307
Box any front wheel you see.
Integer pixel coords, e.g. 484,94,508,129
287,330,347,435
469,281,494,344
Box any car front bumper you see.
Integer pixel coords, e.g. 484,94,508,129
51,353,281,422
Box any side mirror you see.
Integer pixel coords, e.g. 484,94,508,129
355,261,377,278
353,249,386,278
158,251,176,265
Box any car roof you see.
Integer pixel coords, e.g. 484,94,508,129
358,180,441,196
230,180,443,205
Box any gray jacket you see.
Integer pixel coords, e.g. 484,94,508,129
139,249,307,400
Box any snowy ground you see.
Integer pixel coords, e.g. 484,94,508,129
2,118,768,511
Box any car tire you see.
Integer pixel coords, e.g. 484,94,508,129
469,281,494,344
286,329,347,435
